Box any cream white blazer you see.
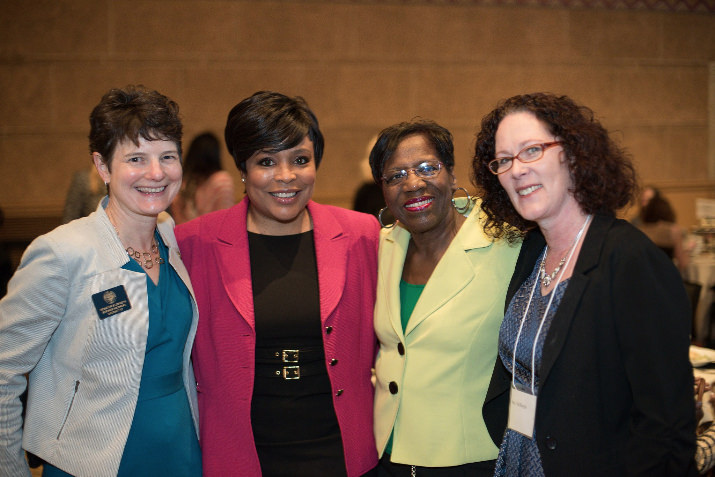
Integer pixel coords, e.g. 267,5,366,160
0,200,199,477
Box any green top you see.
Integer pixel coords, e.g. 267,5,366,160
399,280,425,332
386,279,425,455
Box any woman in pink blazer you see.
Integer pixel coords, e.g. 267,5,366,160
175,91,380,477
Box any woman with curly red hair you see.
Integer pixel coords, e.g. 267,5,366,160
472,93,696,476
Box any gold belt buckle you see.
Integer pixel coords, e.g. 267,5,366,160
282,365,300,380
282,349,299,363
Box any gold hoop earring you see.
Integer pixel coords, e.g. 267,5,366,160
378,207,395,229
451,187,472,215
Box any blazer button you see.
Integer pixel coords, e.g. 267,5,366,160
335,389,344,396
389,381,398,394
397,342,405,355
325,326,333,334
330,358,338,366
545,436,557,450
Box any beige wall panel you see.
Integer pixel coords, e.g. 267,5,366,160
459,7,573,62
111,2,246,59
49,64,185,130
569,10,665,59
0,134,85,211
0,65,54,133
612,65,708,124
661,14,715,61
327,65,418,127
410,65,532,127
339,5,573,62
312,128,366,202
489,64,621,117
0,1,106,58
620,125,708,182
180,63,321,131
310,4,474,62
449,127,481,191
111,1,356,61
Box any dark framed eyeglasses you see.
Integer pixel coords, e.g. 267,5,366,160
487,141,562,175
381,161,443,186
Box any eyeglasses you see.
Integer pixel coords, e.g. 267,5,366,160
487,141,562,175
381,161,443,186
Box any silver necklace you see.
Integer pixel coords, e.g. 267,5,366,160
539,251,567,288
539,214,593,288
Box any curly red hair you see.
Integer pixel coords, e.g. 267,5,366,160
472,93,637,242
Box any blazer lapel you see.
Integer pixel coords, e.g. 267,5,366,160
379,225,411,339
215,199,256,330
157,219,195,299
309,202,348,325
404,214,493,336
538,214,611,386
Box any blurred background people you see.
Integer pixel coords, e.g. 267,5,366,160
62,164,106,223
352,135,384,217
637,189,689,274
629,184,657,228
0,85,201,477
473,92,696,476
369,119,520,476
171,131,235,224
175,91,380,476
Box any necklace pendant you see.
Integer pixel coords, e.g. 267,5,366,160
541,275,552,288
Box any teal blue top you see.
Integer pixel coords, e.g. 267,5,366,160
43,234,201,477
385,279,425,456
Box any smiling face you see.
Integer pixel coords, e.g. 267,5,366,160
381,133,456,236
243,135,316,235
95,136,182,222
495,111,580,229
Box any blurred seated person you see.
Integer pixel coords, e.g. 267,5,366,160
695,377,715,474
630,184,656,228
637,190,689,274
171,131,235,224
62,164,106,223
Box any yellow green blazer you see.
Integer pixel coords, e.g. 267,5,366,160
373,200,520,467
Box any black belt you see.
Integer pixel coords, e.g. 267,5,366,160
254,347,324,363
254,361,327,380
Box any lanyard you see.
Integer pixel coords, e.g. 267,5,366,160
511,215,592,394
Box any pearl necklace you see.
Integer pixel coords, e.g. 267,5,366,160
539,251,567,288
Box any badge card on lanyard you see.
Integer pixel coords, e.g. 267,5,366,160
506,215,591,439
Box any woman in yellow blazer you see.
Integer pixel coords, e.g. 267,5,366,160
369,120,521,476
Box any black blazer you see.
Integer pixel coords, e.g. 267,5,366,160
483,214,697,476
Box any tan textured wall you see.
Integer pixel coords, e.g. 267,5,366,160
0,1,713,232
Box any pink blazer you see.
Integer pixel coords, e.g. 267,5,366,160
176,197,380,477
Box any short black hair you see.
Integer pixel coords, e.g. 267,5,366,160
369,119,454,183
224,91,324,172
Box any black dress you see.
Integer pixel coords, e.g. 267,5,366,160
248,231,347,477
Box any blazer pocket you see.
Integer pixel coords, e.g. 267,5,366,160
57,380,80,440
